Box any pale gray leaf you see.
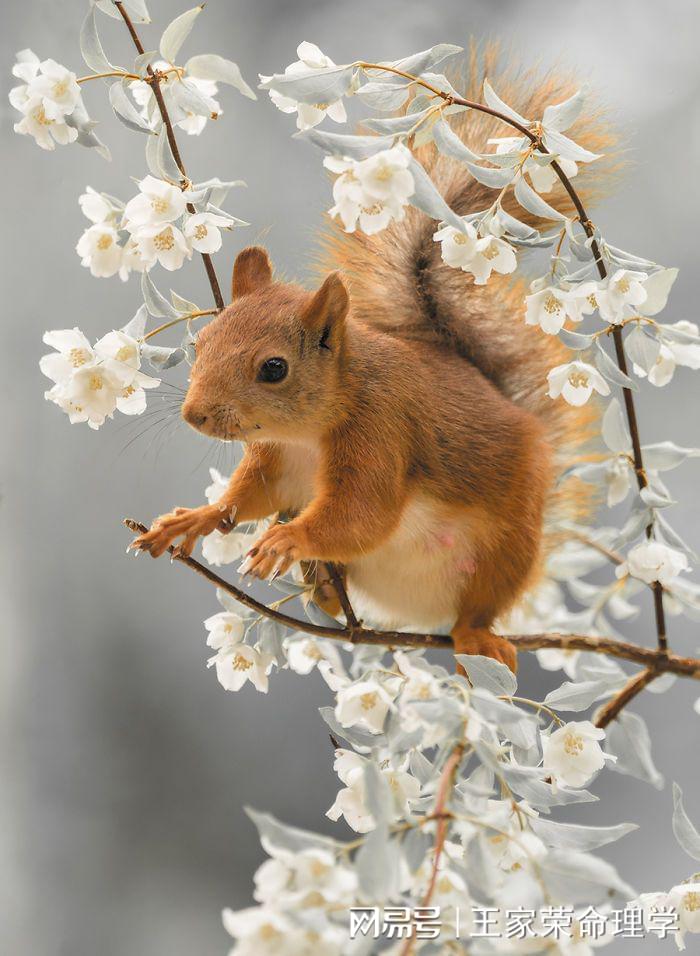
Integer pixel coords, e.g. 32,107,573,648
514,175,567,221
245,807,337,856
483,79,530,126
141,271,179,317
381,44,463,77
625,324,660,373
540,850,635,904
408,157,465,230
432,118,482,163
356,80,409,112
259,63,355,106
595,340,638,390
544,128,602,164
642,441,700,472
140,344,186,370
156,127,183,181
122,304,148,339
297,128,393,158
606,711,664,789
123,0,150,23
303,600,342,629
133,50,157,76
109,80,155,134
602,398,630,453
402,827,430,872
457,654,517,696
531,817,637,851
363,108,433,135
80,7,117,73
170,290,199,315
185,53,256,99
542,89,585,132
672,782,700,862
356,828,401,900
159,5,203,63
465,162,515,189
544,679,618,712
559,328,594,351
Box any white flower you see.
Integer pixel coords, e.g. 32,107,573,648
547,361,611,406
667,883,700,949
395,651,441,703
39,328,96,386
635,322,700,387
326,749,420,832
10,50,83,151
79,186,119,225
120,237,151,279
12,96,78,151
52,363,128,430
536,648,581,679
130,60,221,136
183,212,230,253
254,847,356,908
131,222,191,271
433,222,479,269
597,270,648,324
489,136,578,193
123,176,188,228
542,720,610,788
325,145,414,235
222,906,294,956
433,223,516,284
285,637,344,677
262,42,347,131
469,235,517,284
616,541,690,587
525,284,594,335
208,641,274,693
605,456,633,506
76,224,124,279
335,677,395,733
204,611,245,649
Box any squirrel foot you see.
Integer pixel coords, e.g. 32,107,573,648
131,504,230,558
243,522,309,580
451,624,518,674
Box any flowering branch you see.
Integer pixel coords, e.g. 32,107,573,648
123,519,700,683
114,1,225,311
357,60,669,656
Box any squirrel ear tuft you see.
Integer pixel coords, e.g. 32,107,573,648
302,272,349,335
231,246,273,300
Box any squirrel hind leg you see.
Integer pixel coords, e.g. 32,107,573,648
451,618,518,675
301,560,343,618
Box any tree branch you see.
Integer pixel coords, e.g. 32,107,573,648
123,519,700,681
595,665,662,728
114,1,225,311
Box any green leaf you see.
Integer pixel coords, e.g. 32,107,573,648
159,5,204,63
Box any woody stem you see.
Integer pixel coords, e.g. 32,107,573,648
359,61,669,660
123,520,700,680
114,1,225,311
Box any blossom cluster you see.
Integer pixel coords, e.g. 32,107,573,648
40,323,159,430
77,178,236,279
9,50,85,151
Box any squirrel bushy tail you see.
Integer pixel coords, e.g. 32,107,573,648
317,44,618,541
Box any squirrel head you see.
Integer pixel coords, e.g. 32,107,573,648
181,246,350,442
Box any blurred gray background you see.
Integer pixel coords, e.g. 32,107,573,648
2,1,700,954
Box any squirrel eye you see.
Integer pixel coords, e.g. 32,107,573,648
258,357,288,383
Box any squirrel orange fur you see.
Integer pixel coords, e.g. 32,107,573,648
133,53,614,672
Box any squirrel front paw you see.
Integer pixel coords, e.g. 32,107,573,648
242,522,309,580
131,504,233,558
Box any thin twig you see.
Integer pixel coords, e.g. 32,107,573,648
595,665,662,728
114,1,225,311
400,744,464,956
323,562,360,630
122,519,700,680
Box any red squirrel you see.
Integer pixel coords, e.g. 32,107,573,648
132,60,610,671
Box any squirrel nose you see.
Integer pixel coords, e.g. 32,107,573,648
182,402,208,428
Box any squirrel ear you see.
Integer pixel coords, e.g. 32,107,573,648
302,273,349,337
231,246,273,299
